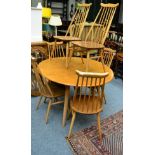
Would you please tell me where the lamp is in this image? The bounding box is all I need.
[37,2,42,9]
[42,7,52,19]
[48,15,62,36]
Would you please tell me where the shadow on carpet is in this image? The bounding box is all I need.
[66,111,123,155]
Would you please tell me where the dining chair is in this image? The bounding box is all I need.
[53,3,92,68]
[68,70,109,141]
[92,47,116,67]
[47,41,65,59]
[70,3,119,69]
[32,60,65,124]
[114,51,123,79]
[66,3,92,38]
[31,43,48,96]
[85,3,119,44]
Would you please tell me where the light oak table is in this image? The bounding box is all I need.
[71,41,104,71]
[38,57,114,127]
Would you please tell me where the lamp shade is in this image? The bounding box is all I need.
[37,2,42,9]
[48,15,62,26]
[42,7,52,18]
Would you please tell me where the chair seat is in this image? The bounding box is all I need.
[70,95,103,114]
[41,82,65,98]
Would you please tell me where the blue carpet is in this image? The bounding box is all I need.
[31,78,123,155]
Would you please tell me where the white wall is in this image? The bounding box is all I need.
[31,7,42,42]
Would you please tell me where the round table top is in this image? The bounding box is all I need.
[38,57,114,86]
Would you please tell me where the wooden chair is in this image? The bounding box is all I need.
[32,60,65,124]
[85,3,119,44]
[53,3,92,68]
[68,70,109,141]
[66,3,92,38]
[114,52,123,79]
[31,42,48,96]
[71,3,119,67]
[47,41,65,59]
[91,47,116,67]
[91,48,116,104]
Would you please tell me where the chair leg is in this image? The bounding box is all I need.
[68,111,76,138]
[67,105,71,120]
[36,96,43,110]
[97,113,102,142]
[103,93,106,104]
[43,97,47,103]
[45,100,52,124]
[80,53,84,64]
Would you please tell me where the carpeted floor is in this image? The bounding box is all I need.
[31,78,123,155]
[67,111,123,155]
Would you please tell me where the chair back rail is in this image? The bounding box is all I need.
[48,41,65,59]
[73,70,108,113]
[85,3,119,45]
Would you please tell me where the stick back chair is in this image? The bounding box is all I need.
[66,3,92,38]
[32,60,65,124]
[68,70,109,141]
[91,47,116,67]
[71,3,119,64]
[48,41,65,59]
[85,3,119,44]
[31,43,48,96]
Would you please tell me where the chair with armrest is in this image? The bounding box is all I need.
[70,3,119,69]
[32,60,65,124]
[68,70,109,142]
[53,3,92,68]
[66,3,92,38]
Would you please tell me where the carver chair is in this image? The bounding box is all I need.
[53,3,92,68]
[32,60,65,124]
[68,70,109,141]
[66,3,92,38]
[70,3,119,69]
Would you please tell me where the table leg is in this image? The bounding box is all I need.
[62,86,70,127]
[86,52,90,71]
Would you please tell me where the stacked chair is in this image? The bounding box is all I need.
[69,3,119,66]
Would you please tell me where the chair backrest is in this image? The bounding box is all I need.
[31,60,54,96]
[49,41,65,59]
[66,3,92,38]
[101,47,116,67]
[85,3,119,45]
[73,70,109,113]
